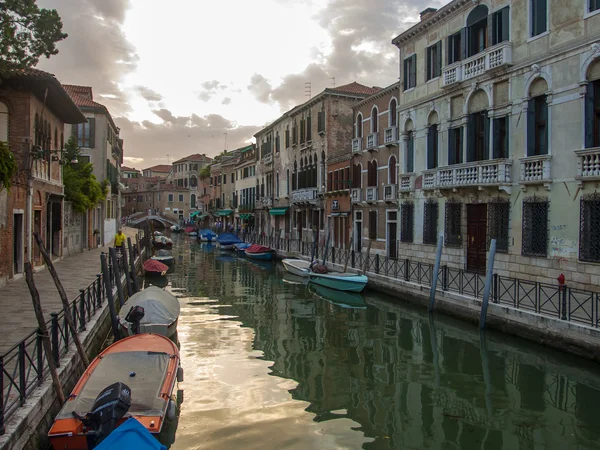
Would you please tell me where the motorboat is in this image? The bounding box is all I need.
[95,418,167,450]
[48,334,181,449]
[310,284,367,308]
[198,229,216,242]
[308,270,368,293]
[143,259,169,277]
[150,250,174,267]
[118,286,180,339]
[169,225,182,233]
[216,233,242,250]
[153,235,173,250]
[233,242,251,254]
[184,226,197,236]
[244,244,275,261]
[281,259,312,277]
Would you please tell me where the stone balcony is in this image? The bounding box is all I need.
[384,126,398,146]
[366,133,379,151]
[383,184,397,202]
[519,154,552,189]
[422,159,512,192]
[352,138,362,154]
[576,148,600,182]
[291,188,318,204]
[263,154,273,165]
[365,186,378,202]
[351,188,362,203]
[442,42,513,88]
[399,174,415,193]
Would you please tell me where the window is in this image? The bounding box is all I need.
[467,5,488,57]
[427,125,438,169]
[426,41,442,81]
[389,99,397,127]
[493,116,509,158]
[423,200,439,245]
[0,102,8,142]
[231,173,234,183]
[403,55,417,91]
[276,133,280,153]
[367,160,378,187]
[168,194,174,202]
[488,199,510,252]
[285,127,290,148]
[389,156,396,184]
[492,7,510,45]
[590,0,600,12]
[447,32,462,65]
[400,202,414,243]
[318,109,325,134]
[371,107,378,133]
[580,194,600,262]
[448,127,463,165]
[585,80,600,148]
[306,114,312,141]
[223,174,227,184]
[333,170,339,190]
[352,164,362,188]
[179,194,184,202]
[328,171,333,191]
[300,118,306,144]
[355,113,363,138]
[467,111,489,162]
[527,95,548,156]
[276,172,280,197]
[531,0,547,37]
[406,132,414,172]
[369,211,377,239]
[73,118,95,148]
[522,197,548,256]
[292,121,298,145]
[445,201,462,247]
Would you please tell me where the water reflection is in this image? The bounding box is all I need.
[168,235,600,450]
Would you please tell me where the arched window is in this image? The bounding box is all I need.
[371,107,378,133]
[389,156,396,184]
[466,5,488,57]
[293,160,297,190]
[527,78,549,156]
[191,194,196,209]
[585,59,600,149]
[389,99,397,127]
[276,171,280,197]
[356,113,363,138]
[353,163,362,188]
[0,102,8,142]
[367,160,378,187]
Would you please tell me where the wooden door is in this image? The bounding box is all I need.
[467,204,487,273]
[388,222,398,259]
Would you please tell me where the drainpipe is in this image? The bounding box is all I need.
[25,138,33,267]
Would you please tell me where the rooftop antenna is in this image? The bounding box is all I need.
[330,77,336,88]
[223,132,228,152]
[166,154,171,164]
[305,82,311,99]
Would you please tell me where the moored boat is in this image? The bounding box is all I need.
[308,271,368,293]
[143,259,169,277]
[150,250,174,267]
[169,225,182,233]
[310,284,367,308]
[184,226,197,236]
[198,229,216,242]
[152,236,173,250]
[48,334,181,450]
[216,233,242,250]
[95,418,167,450]
[233,242,251,254]
[244,244,275,261]
[281,259,312,277]
[118,286,180,339]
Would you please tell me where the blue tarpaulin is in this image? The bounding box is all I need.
[95,418,166,450]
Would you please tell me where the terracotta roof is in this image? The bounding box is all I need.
[173,153,213,164]
[144,165,172,173]
[330,82,382,96]
[63,84,106,109]
[121,166,137,171]
[0,65,54,78]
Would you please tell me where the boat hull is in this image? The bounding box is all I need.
[245,251,273,261]
[150,256,174,267]
[281,259,310,277]
[308,273,368,293]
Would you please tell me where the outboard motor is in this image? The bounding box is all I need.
[74,382,131,448]
[125,305,145,335]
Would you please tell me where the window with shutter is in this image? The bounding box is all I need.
[407,132,414,172]
[306,115,312,141]
[466,5,488,57]
[492,7,510,45]
[586,80,600,148]
[389,156,396,184]
[493,116,509,159]
[400,202,414,243]
[427,125,438,169]
[404,55,417,90]
[531,0,547,37]
[448,32,462,65]
[426,42,442,80]
[318,110,325,133]
[300,119,305,144]
[488,199,510,252]
[467,112,489,162]
[369,211,377,239]
[423,200,438,245]
[533,95,548,156]
[285,129,290,148]
[591,0,600,12]
[448,127,463,165]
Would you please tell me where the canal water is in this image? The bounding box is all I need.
[160,234,600,450]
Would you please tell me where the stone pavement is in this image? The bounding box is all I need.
[0,227,139,355]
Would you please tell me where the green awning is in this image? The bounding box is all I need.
[216,209,233,216]
[190,211,202,218]
[197,213,208,220]
[239,213,253,219]
[269,207,289,216]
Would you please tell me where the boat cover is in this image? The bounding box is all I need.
[184,226,196,233]
[144,260,169,274]
[216,233,242,245]
[199,229,215,238]
[96,418,166,450]
[56,351,170,419]
[245,244,271,253]
[234,243,251,250]
[123,286,180,326]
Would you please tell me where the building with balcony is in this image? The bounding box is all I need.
[142,164,171,179]
[351,83,399,257]
[0,66,85,285]
[234,145,257,233]
[121,166,140,179]
[389,0,600,289]
[209,162,223,225]
[64,84,123,246]
[172,153,212,211]
[219,150,241,229]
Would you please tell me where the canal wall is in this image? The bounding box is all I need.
[290,253,600,364]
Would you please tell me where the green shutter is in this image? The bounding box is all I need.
[527,99,536,156]
[539,99,548,155]
[484,112,490,160]
[460,28,467,60]
[436,41,442,77]
[585,81,595,148]
[403,58,408,91]
[487,14,493,48]
[407,134,414,172]
[445,36,450,65]
[427,127,434,169]
[410,55,417,88]
[467,114,475,162]
[448,128,456,165]
[88,118,95,148]
[501,7,510,43]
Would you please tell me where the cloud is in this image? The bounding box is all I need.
[123,156,144,164]
[135,86,162,102]
[197,80,227,102]
[221,97,232,105]
[36,0,137,116]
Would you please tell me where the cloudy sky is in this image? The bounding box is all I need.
[37,0,447,168]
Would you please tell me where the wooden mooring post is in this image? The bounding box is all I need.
[109,247,126,308]
[127,237,140,293]
[100,252,121,341]
[121,242,133,297]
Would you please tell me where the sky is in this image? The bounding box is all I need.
[36,0,448,169]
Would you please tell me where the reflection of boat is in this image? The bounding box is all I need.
[308,271,368,292]
[282,259,311,277]
[118,286,180,339]
[244,244,275,261]
[48,334,181,449]
[216,254,235,263]
[198,229,216,242]
[216,233,242,250]
[282,272,308,285]
[95,417,166,450]
[233,242,251,255]
[143,259,168,277]
[310,284,367,308]
[150,250,174,267]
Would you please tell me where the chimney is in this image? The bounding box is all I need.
[420,7,437,21]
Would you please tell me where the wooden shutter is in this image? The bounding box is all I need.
[369,211,377,239]
[88,118,95,148]
[539,98,548,155]
[585,82,595,148]
[487,14,493,48]
[403,58,408,91]
[436,41,442,77]
[410,55,417,88]
[527,99,536,156]
[448,128,456,165]
[427,127,435,169]
[407,134,414,172]
[460,28,467,61]
[467,114,475,162]
[501,7,510,43]
[484,113,490,160]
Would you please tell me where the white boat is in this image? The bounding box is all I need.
[281,259,312,277]
[118,286,180,339]
[308,271,368,293]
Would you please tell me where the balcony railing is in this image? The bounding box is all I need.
[291,188,317,203]
[366,133,378,151]
[520,155,551,186]
[383,184,397,201]
[263,154,273,165]
[32,160,51,181]
[399,174,415,192]
[259,197,273,208]
[352,138,362,154]
[384,127,397,146]
[422,159,512,190]
[442,42,513,88]
[365,186,378,202]
[351,188,362,203]
[576,148,600,181]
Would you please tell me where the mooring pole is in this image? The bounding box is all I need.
[321,230,331,266]
[121,242,133,297]
[479,239,497,330]
[127,237,140,294]
[24,262,65,404]
[101,252,121,341]
[109,247,126,308]
[428,234,444,313]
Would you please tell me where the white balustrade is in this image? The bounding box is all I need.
[422,160,512,190]
[366,133,378,150]
[383,184,397,201]
[519,155,551,184]
[351,188,362,203]
[399,175,414,192]
[365,187,378,202]
[384,127,397,145]
[352,138,362,153]
[442,42,512,88]
[576,148,600,179]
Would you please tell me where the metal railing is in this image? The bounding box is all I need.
[244,235,600,329]
[0,232,147,433]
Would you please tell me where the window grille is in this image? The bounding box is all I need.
[400,202,414,243]
[488,198,510,252]
[445,200,462,247]
[522,197,548,256]
[423,200,439,245]
[580,193,600,262]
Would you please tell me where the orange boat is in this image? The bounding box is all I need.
[48,334,181,449]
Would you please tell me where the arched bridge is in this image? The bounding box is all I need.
[128,214,179,229]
